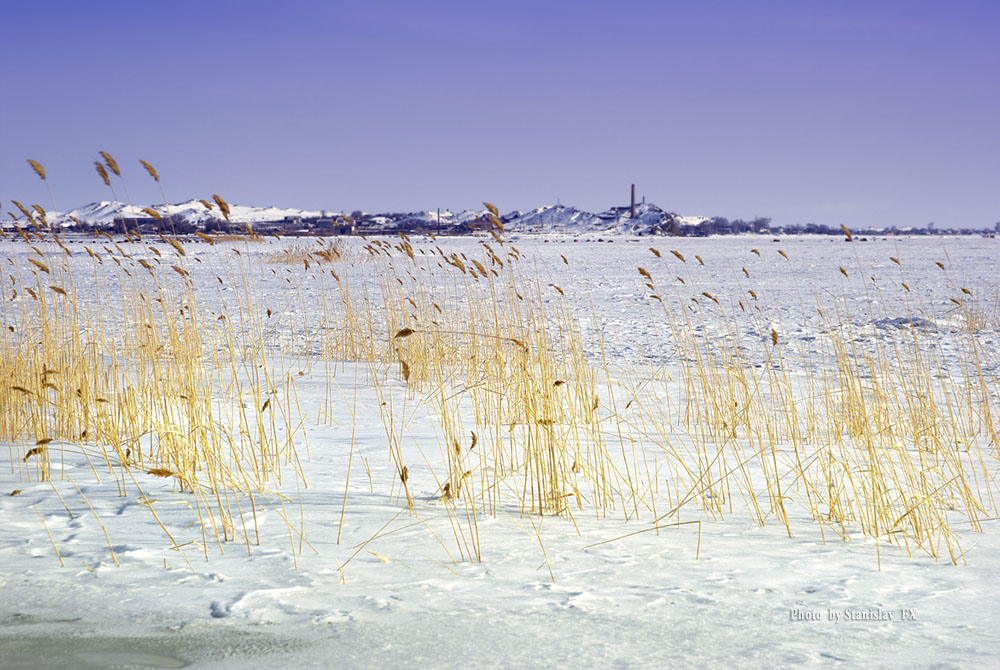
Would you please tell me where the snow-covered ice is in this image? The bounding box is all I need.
[2,233,998,668]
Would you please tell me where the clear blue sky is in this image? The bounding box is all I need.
[2,0,997,228]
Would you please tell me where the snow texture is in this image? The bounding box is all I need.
[2,234,998,669]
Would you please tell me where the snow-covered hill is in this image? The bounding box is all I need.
[37,199,706,236]
[504,205,602,233]
[388,203,698,235]
[49,200,324,228]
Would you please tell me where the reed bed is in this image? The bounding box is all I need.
[1,230,307,562]
[3,177,998,570]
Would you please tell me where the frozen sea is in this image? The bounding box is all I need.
[2,232,998,668]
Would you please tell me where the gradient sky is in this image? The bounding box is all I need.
[2,0,997,228]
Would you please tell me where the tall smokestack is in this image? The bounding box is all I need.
[631,184,636,219]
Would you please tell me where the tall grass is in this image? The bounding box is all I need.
[1,227,305,562]
[3,167,998,570]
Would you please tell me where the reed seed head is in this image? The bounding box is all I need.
[94,162,111,186]
[99,151,121,176]
[139,159,160,181]
[27,159,46,180]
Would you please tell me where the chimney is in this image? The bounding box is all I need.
[631,184,636,219]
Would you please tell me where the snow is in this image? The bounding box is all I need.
[37,199,692,235]
[49,200,325,227]
[677,215,711,227]
[506,205,602,233]
[2,234,999,668]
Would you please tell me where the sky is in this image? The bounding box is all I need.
[2,0,998,229]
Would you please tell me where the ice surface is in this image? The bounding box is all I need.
[1,233,998,668]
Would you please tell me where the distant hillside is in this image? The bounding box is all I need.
[35,199,707,236]
[16,199,990,237]
[53,200,323,227]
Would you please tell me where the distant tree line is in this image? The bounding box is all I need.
[11,211,999,238]
[687,217,772,236]
[689,217,998,237]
